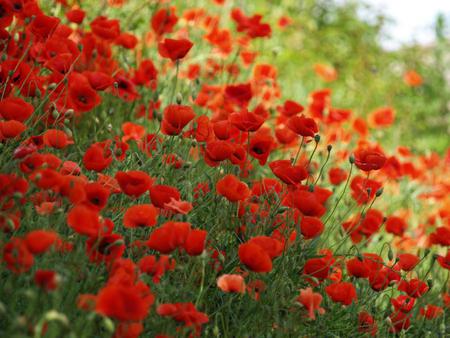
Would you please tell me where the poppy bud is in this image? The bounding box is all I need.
[176,93,183,104]
[423,249,430,258]
[52,110,59,119]
[366,188,372,196]
[427,279,433,289]
[375,188,383,197]
[327,144,332,152]
[314,134,321,143]
[388,247,394,261]
[349,154,355,164]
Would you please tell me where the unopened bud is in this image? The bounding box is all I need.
[327,144,332,152]
[314,134,321,143]
[349,154,355,164]
[375,188,383,197]
[176,93,183,104]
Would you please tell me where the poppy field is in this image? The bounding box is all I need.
[0,0,449,337]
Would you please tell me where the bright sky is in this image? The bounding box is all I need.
[363,0,450,49]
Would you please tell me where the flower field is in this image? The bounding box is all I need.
[0,0,449,337]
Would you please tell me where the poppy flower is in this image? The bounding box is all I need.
[391,295,416,313]
[34,270,59,291]
[156,302,209,328]
[269,160,308,185]
[229,109,264,132]
[204,140,234,166]
[84,71,115,91]
[325,282,357,306]
[134,59,158,88]
[296,287,325,320]
[43,129,70,149]
[66,9,85,24]
[328,167,347,185]
[116,171,153,198]
[369,107,395,128]
[161,104,195,135]
[278,100,304,117]
[420,304,443,319]
[354,148,386,172]
[158,38,193,61]
[358,311,377,336]
[147,221,191,254]
[249,132,274,165]
[90,16,120,40]
[164,198,193,215]
[248,236,283,259]
[300,216,324,239]
[385,216,408,236]
[287,189,326,218]
[287,114,318,137]
[436,252,450,270]
[396,253,420,272]
[138,255,176,284]
[123,204,158,228]
[67,205,102,237]
[216,174,250,202]
[238,242,272,273]
[429,227,450,246]
[151,7,178,35]
[313,63,338,82]
[83,144,113,172]
[184,229,207,256]
[68,73,102,113]
[0,97,34,122]
[95,283,154,321]
[0,120,26,139]
[149,185,181,209]
[217,274,246,293]
[86,233,125,263]
[24,230,59,254]
[30,14,60,40]
[389,311,411,333]
[225,83,253,106]
[404,70,422,87]
[3,238,34,273]
[303,257,332,282]
[398,279,429,298]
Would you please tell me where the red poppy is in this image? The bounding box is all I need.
[147,221,191,254]
[0,96,34,122]
[0,120,27,139]
[398,279,429,298]
[183,229,207,256]
[391,295,415,313]
[25,230,59,254]
[358,311,377,336]
[156,302,209,328]
[328,167,347,185]
[123,204,158,228]
[43,129,70,149]
[389,311,411,333]
[287,114,318,137]
[204,140,233,166]
[149,185,181,209]
[303,257,332,282]
[325,282,357,306]
[68,73,101,114]
[354,148,386,172]
[420,304,443,319]
[95,283,154,321]
[225,83,253,106]
[437,252,450,270]
[3,238,34,274]
[369,107,395,128]
[278,100,304,117]
[34,270,59,291]
[66,9,85,24]
[300,216,324,239]
[90,16,120,40]
[86,233,125,263]
[238,242,272,273]
[396,253,419,272]
[249,132,274,165]
[30,14,60,40]
[138,255,176,283]
[161,104,195,135]
[269,160,308,185]
[116,171,153,198]
[151,7,178,35]
[158,38,193,61]
[67,205,102,237]
[216,174,250,202]
[82,182,110,210]
[84,71,115,91]
[83,143,113,172]
[229,109,264,132]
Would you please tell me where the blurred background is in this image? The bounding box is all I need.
[251,0,450,153]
